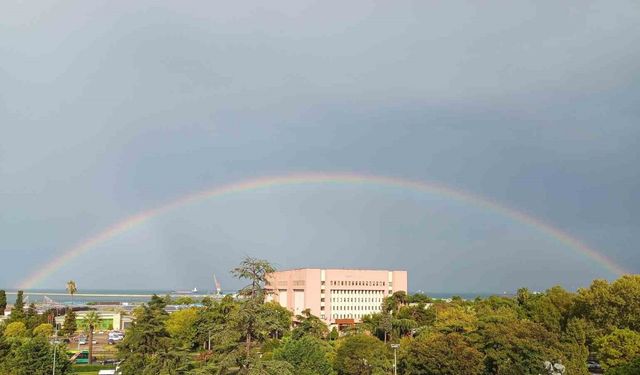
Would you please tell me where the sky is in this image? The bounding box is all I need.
[1,1,639,293]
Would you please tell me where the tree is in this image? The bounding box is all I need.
[231,257,276,357]
[433,305,477,334]
[25,303,39,330]
[174,296,194,305]
[66,280,77,307]
[60,308,76,337]
[247,360,295,375]
[33,323,54,337]
[607,357,640,375]
[292,309,328,340]
[401,333,483,375]
[595,328,640,371]
[329,327,339,341]
[0,290,6,316]
[273,336,335,375]
[9,290,25,323]
[118,295,190,374]
[479,319,569,375]
[166,307,199,348]
[334,334,392,375]
[4,322,27,338]
[83,311,101,364]
[408,292,432,304]
[263,301,293,340]
[0,336,71,375]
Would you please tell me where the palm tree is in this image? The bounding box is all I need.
[83,311,100,364]
[66,280,77,307]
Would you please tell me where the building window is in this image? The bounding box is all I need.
[321,306,325,311]
[321,281,325,285]
[321,298,325,302]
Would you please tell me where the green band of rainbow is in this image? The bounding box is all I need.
[18,172,628,289]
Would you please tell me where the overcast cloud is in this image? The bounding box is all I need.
[1,1,639,292]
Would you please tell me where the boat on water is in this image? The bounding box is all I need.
[171,287,198,295]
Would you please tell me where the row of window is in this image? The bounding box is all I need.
[331,297,382,303]
[332,314,368,320]
[330,289,384,294]
[332,305,381,311]
[328,280,391,287]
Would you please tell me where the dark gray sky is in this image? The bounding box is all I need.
[2,1,639,293]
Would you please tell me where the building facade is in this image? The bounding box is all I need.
[266,268,408,325]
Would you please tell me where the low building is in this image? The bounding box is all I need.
[54,310,133,331]
[266,268,408,325]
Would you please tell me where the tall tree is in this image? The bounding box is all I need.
[60,308,77,337]
[231,257,275,357]
[9,290,25,323]
[25,303,40,330]
[0,290,6,316]
[66,280,77,307]
[83,311,101,364]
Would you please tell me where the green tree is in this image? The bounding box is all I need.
[0,290,6,316]
[4,322,28,338]
[25,303,39,330]
[334,334,392,375]
[0,336,71,375]
[330,327,339,341]
[118,295,191,374]
[66,280,77,307]
[596,328,640,371]
[263,301,292,340]
[247,360,295,375]
[174,296,194,305]
[32,323,54,337]
[59,308,76,337]
[9,290,25,323]
[402,332,483,375]
[478,319,568,375]
[408,292,432,304]
[166,307,199,347]
[433,305,477,334]
[231,257,276,357]
[607,357,640,375]
[273,335,335,375]
[83,311,101,364]
[292,309,328,340]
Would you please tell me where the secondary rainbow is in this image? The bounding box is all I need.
[18,172,628,289]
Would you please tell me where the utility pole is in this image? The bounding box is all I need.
[391,343,400,375]
[52,327,58,375]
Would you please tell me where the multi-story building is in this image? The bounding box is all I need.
[266,268,408,325]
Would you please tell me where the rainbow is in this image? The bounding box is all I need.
[18,172,628,289]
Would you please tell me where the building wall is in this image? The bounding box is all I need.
[266,268,408,324]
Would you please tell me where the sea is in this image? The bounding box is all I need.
[1,289,512,305]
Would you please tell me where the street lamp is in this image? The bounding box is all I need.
[390,344,400,375]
